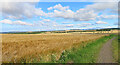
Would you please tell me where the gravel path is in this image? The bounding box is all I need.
[97,37,116,63]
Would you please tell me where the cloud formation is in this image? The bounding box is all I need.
[47,5,97,21]
[1,2,46,19]
[0,19,33,26]
[47,4,69,11]
[0,2,118,31]
[77,23,92,27]
[96,21,108,24]
[42,19,51,22]
[47,3,117,21]
[98,15,118,19]
[86,2,117,13]
[0,2,118,22]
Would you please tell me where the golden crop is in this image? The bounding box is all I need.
[2,33,108,63]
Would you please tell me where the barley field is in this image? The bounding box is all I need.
[2,33,108,63]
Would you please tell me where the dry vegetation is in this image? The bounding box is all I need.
[2,33,108,63]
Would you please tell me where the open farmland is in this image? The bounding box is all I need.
[2,34,108,63]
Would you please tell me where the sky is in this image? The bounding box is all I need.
[0,0,118,32]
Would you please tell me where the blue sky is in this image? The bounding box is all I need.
[0,2,118,32]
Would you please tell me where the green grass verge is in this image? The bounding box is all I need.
[119,35,120,63]
[53,34,115,63]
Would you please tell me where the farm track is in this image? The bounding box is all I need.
[97,37,116,63]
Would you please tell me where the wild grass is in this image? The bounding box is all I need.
[119,35,120,64]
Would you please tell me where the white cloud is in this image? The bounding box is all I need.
[1,2,46,19]
[86,2,118,13]
[46,3,118,21]
[53,9,75,19]
[42,19,51,22]
[98,15,117,19]
[96,21,108,24]
[82,23,92,25]
[14,21,33,26]
[0,2,118,23]
[34,20,58,27]
[74,9,97,21]
[47,7,53,10]
[0,19,12,24]
[77,23,92,27]
[0,19,33,26]
[62,22,72,24]
[65,24,74,27]
[47,4,97,21]
[53,24,74,28]
[47,4,69,11]
[34,8,47,16]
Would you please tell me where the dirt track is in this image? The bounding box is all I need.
[97,37,116,63]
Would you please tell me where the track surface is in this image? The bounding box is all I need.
[97,37,116,63]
